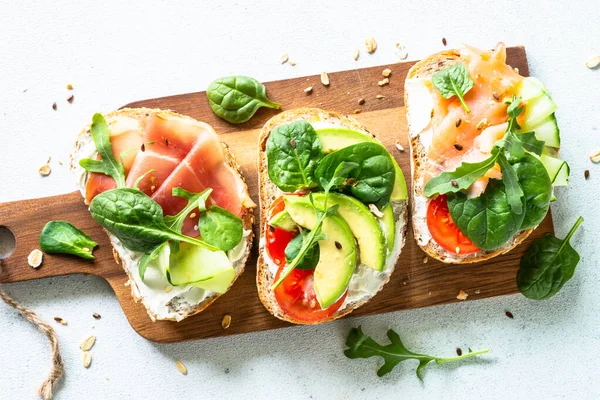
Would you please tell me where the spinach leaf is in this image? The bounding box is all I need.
[447,179,525,251]
[266,120,323,192]
[424,147,499,197]
[344,326,489,379]
[517,217,583,300]
[315,143,395,208]
[497,153,524,215]
[39,221,98,260]
[89,188,218,253]
[431,63,474,113]
[79,113,126,188]
[284,230,320,270]
[139,242,167,281]
[513,154,553,229]
[207,76,280,124]
[198,206,243,252]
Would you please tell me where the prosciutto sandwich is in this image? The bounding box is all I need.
[405,43,569,263]
[70,108,255,321]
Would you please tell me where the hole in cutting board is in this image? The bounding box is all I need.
[0,226,16,259]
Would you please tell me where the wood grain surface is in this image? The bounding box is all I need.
[0,47,549,343]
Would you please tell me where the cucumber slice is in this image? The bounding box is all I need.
[539,154,570,186]
[523,114,560,148]
[517,77,547,101]
[523,94,558,128]
[269,210,297,232]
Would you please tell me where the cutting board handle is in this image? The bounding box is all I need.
[0,191,120,283]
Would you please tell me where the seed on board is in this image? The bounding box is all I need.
[83,351,92,368]
[221,314,232,330]
[382,68,392,78]
[456,347,462,356]
[92,313,101,319]
[505,311,514,319]
[455,118,462,127]
[353,109,361,114]
[39,164,51,176]
[358,98,365,105]
[376,94,385,99]
[456,290,468,300]
[67,83,73,90]
[52,102,57,111]
[304,86,313,94]
[378,78,389,87]
[453,143,463,151]
[589,149,600,163]
[67,94,74,103]
[28,249,43,268]
[176,360,187,375]
[423,256,428,264]
[442,37,447,46]
[80,335,96,352]
[395,43,408,60]
[365,37,377,54]
[369,204,384,218]
[585,56,600,69]
[353,48,360,61]
[320,72,330,86]
[54,317,67,325]
[395,141,404,152]
[280,53,289,64]
[584,169,590,179]
[451,179,458,187]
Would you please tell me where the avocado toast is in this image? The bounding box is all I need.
[257,108,408,324]
[405,43,569,263]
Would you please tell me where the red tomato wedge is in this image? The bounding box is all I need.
[426,195,480,255]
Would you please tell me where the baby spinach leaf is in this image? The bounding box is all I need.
[497,153,524,215]
[513,154,552,229]
[424,147,500,197]
[39,221,98,260]
[344,326,489,379]
[517,217,583,300]
[315,143,395,208]
[432,63,474,113]
[89,188,218,253]
[447,179,525,251]
[284,230,320,270]
[198,206,243,252]
[266,120,323,192]
[207,76,280,124]
[79,113,126,188]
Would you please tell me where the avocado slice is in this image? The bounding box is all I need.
[268,210,297,232]
[284,197,356,309]
[381,204,396,254]
[168,242,235,293]
[286,193,386,271]
[315,127,408,201]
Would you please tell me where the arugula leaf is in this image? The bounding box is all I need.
[39,221,98,260]
[344,326,489,379]
[139,242,167,281]
[517,217,583,300]
[432,63,474,113]
[164,187,212,234]
[79,113,126,188]
[516,131,545,156]
[133,169,156,191]
[266,120,323,192]
[497,153,524,215]
[198,206,243,252]
[424,147,500,197]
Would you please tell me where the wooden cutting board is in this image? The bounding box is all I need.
[0,47,550,343]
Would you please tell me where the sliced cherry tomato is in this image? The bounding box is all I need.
[273,266,347,323]
[427,195,480,255]
[265,197,297,267]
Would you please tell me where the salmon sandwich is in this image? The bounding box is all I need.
[70,109,255,321]
[256,108,408,324]
[405,43,569,263]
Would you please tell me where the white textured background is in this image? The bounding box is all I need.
[1,1,599,399]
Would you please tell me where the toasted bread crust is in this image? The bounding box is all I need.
[257,108,407,324]
[70,108,254,321]
[405,51,532,264]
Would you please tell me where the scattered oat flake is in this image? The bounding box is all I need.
[395,141,404,152]
[176,360,188,375]
[382,68,392,78]
[304,86,313,94]
[457,290,468,300]
[353,48,360,61]
[83,351,92,368]
[289,61,296,66]
[376,94,385,99]
[280,53,289,64]
[395,43,408,60]
[353,109,361,114]
[369,204,384,218]
[365,37,377,54]
[586,56,600,69]
[80,335,96,351]
[39,164,51,176]
[378,78,389,87]
[54,317,67,325]
[165,285,173,293]
[93,313,101,319]
[67,83,73,90]
[221,314,232,330]
[474,289,481,294]
[58,160,63,165]
[67,95,74,103]
[320,72,330,86]
[28,249,43,268]
[589,149,600,163]
[423,256,428,264]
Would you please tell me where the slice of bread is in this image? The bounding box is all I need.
[405,50,531,264]
[257,108,408,324]
[69,108,254,321]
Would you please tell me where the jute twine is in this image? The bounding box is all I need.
[0,286,64,399]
